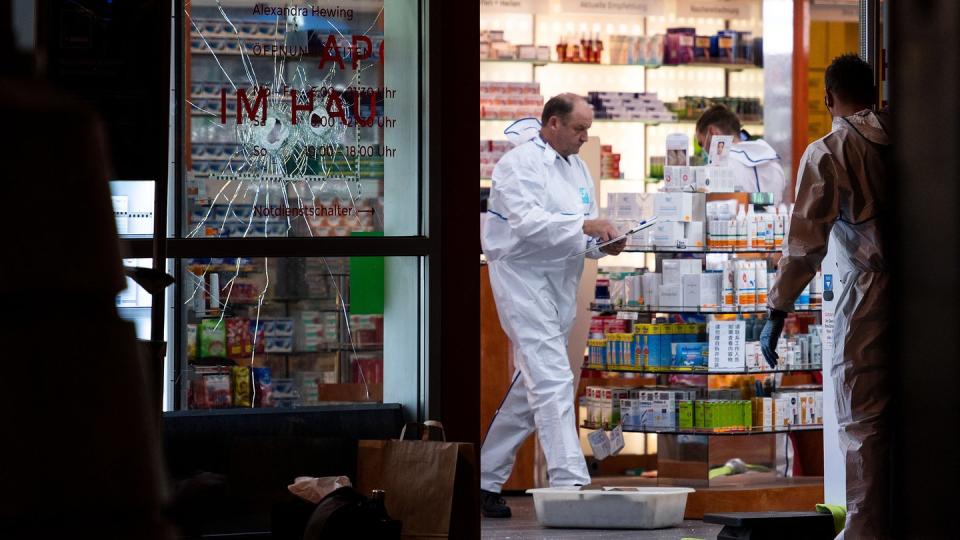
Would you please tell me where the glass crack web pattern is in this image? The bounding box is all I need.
[183,1,385,399]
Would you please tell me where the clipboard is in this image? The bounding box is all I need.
[574,216,659,257]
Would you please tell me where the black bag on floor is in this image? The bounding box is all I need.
[303,486,400,540]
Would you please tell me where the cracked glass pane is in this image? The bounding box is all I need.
[177,1,417,411]
[185,0,392,240]
[180,256,400,410]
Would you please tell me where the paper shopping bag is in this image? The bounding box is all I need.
[357,422,478,539]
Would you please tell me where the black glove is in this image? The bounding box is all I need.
[760,309,787,369]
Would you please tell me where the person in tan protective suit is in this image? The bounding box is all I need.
[761,54,891,539]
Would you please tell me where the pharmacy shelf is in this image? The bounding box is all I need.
[619,247,782,254]
[481,117,670,125]
[481,58,761,71]
[590,303,822,314]
[581,365,822,375]
[261,344,383,355]
[580,423,824,435]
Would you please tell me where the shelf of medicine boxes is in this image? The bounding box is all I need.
[479,59,762,72]
[590,303,822,314]
[255,344,384,355]
[483,177,665,187]
[619,246,783,254]
[581,365,822,376]
[481,117,668,125]
[579,423,824,435]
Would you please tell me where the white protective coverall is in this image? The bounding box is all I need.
[768,109,891,539]
[480,134,604,492]
[727,139,788,204]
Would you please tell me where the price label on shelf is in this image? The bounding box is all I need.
[616,311,639,321]
[556,0,665,15]
[677,0,755,19]
[479,0,535,12]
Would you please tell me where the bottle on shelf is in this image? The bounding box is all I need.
[570,35,581,63]
[580,33,590,63]
[593,32,603,63]
[556,35,567,63]
[736,204,747,250]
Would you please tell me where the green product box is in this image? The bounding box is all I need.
[679,401,694,428]
[200,319,226,358]
[695,401,705,428]
[704,401,717,428]
[743,400,753,428]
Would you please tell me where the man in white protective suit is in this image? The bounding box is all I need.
[761,54,891,539]
[695,104,788,204]
[480,93,626,518]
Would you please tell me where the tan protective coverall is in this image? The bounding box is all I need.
[768,109,891,539]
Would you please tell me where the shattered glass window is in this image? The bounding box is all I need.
[185,0,396,239]
[180,256,405,410]
[175,1,420,411]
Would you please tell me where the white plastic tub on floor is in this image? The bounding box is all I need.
[525,486,696,529]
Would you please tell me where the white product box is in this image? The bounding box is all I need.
[676,167,695,191]
[651,397,677,428]
[517,44,538,59]
[684,221,705,249]
[681,274,700,309]
[654,192,701,222]
[696,166,737,192]
[608,193,638,221]
[757,397,774,430]
[803,392,817,425]
[625,274,643,305]
[651,221,686,248]
[708,320,746,371]
[815,393,823,424]
[682,272,721,308]
[620,399,640,428]
[666,133,689,167]
[659,284,683,307]
[736,261,757,308]
[745,341,762,370]
[774,397,790,426]
[641,273,661,306]
[537,45,551,61]
[662,259,702,285]
[756,261,769,305]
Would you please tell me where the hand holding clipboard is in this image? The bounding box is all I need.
[574,216,659,257]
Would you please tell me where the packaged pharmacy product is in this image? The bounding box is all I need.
[205,372,232,408]
[200,319,226,357]
[722,261,736,309]
[735,261,757,308]
[186,323,198,359]
[231,366,252,407]
[252,367,272,407]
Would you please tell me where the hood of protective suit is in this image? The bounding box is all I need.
[832,109,890,145]
[728,139,780,167]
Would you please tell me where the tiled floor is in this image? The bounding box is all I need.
[482,496,722,539]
